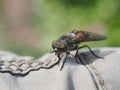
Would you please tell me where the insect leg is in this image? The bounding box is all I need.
[57,54,61,65]
[78,45,103,59]
[42,55,62,69]
[50,51,61,65]
[76,53,85,65]
[60,52,69,70]
[75,48,81,64]
[74,47,87,64]
[75,56,80,64]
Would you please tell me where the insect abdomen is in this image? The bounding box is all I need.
[72,30,107,42]
[85,31,107,41]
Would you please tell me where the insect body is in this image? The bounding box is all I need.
[51,30,107,70]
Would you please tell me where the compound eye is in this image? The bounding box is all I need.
[58,42,65,48]
[52,41,56,49]
[52,40,65,49]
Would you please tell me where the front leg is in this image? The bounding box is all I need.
[42,56,62,69]
[57,53,62,65]
[60,52,69,70]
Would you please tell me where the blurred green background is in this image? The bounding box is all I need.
[0,0,119,58]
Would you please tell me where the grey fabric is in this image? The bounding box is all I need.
[0,48,120,90]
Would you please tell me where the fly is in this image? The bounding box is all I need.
[51,29,107,70]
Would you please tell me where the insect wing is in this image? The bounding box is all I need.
[71,30,107,42]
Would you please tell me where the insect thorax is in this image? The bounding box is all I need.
[57,33,79,51]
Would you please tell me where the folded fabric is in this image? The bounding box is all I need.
[0,48,119,90]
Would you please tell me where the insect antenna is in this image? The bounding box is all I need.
[50,50,55,53]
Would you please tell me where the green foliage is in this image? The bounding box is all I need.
[6,45,44,58]
[59,0,97,8]
[0,0,120,57]
[33,0,120,51]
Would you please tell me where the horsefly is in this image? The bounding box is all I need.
[51,30,107,70]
